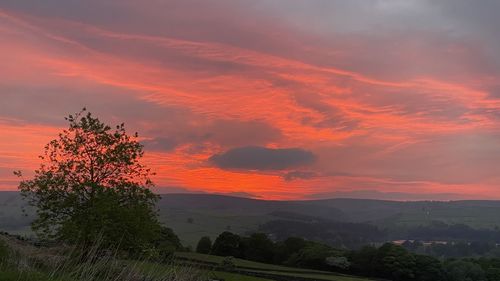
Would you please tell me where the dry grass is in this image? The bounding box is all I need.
[0,234,205,281]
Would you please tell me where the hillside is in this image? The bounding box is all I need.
[4,192,500,247]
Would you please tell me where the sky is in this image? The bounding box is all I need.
[1,0,500,200]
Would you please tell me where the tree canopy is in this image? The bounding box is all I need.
[196,236,212,254]
[16,110,161,252]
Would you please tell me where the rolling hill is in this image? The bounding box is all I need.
[4,192,500,247]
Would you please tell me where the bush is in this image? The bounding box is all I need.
[219,256,236,271]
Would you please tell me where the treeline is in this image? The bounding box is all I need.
[259,218,386,248]
[402,222,500,242]
[196,231,500,281]
[259,217,500,254]
[402,240,500,259]
[196,232,346,267]
[350,244,500,281]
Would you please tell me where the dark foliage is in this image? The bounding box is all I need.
[241,233,275,263]
[405,221,500,242]
[211,231,243,257]
[206,230,500,281]
[154,226,182,259]
[16,110,162,253]
[259,219,385,248]
[196,236,212,254]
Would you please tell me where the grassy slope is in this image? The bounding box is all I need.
[175,252,375,281]
[208,271,274,281]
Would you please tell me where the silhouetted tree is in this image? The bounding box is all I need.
[196,236,212,254]
[242,233,275,263]
[16,109,161,253]
[211,231,242,257]
[154,226,182,259]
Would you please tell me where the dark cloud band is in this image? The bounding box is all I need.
[209,146,316,171]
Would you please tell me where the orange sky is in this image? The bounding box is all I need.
[1,1,500,200]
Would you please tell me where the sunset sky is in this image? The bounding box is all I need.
[1,1,500,200]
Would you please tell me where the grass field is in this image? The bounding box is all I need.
[175,252,375,281]
[176,252,328,273]
[207,271,274,281]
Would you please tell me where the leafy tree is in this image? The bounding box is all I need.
[241,233,275,263]
[374,243,416,281]
[486,267,500,281]
[348,245,378,276]
[211,232,242,257]
[16,110,161,252]
[286,242,339,270]
[196,236,212,254]
[414,254,445,281]
[154,226,182,259]
[444,260,486,281]
[274,237,307,263]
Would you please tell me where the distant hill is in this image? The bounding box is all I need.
[4,192,500,247]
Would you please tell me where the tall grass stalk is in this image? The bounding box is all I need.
[0,234,205,281]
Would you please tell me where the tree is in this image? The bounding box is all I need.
[444,260,486,281]
[241,233,275,263]
[274,237,307,264]
[286,242,338,270]
[16,110,161,253]
[486,267,500,281]
[348,245,378,276]
[372,243,416,281]
[414,255,445,281]
[196,236,212,254]
[154,226,182,259]
[211,232,242,257]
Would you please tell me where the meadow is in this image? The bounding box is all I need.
[0,233,375,281]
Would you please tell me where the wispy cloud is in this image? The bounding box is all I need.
[1,1,500,200]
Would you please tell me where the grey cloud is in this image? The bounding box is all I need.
[142,137,179,152]
[209,146,316,171]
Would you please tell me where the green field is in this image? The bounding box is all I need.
[208,271,274,281]
[175,252,375,281]
[176,252,329,273]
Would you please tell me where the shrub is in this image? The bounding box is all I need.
[219,256,236,271]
